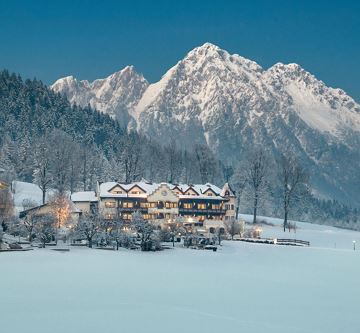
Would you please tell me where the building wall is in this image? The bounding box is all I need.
[224,196,236,221]
[73,201,91,213]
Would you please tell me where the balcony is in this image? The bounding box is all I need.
[179,208,226,215]
[117,207,147,212]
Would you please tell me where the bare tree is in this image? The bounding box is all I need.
[277,153,309,232]
[49,130,73,195]
[224,220,242,240]
[214,227,225,245]
[21,213,37,242]
[232,167,247,220]
[68,144,82,194]
[122,134,143,183]
[245,148,270,224]
[194,144,219,183]
[0,185,14,229]
[22,198,37,211]
[33,136,53,204]
[48,193,71,229]
[0,224,3,247]
[164,138,183,183]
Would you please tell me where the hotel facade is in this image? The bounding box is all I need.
[71,181,236,227]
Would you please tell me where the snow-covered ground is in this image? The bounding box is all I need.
[1,220,360,333]
[239,213,360,250]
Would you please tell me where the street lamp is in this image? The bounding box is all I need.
[353,240,356,251]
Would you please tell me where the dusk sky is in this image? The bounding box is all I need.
[0,0,359,101]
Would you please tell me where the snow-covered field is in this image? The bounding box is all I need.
[1,220,360,333]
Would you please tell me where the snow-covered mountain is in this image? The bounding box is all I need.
[52,43,360,204]
[52,65,148,125]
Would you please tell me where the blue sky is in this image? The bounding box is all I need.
[0,0,359,101]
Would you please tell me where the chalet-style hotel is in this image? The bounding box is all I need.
[71,181,236,225]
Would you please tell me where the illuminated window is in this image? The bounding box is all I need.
[105,202,116,208]
[165,202,178,208]
[211,204,220,210]
[105,213,114,220]
[198,203,206,210]
[183,203,192,209]
[122,213,132,220]
[140,202,150,208]
[123,202,134,208]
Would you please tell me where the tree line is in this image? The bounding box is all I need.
[0,69,358,229]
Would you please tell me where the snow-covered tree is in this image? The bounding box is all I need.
[132,211,158,251]
[244,148,270,224]
[224,220,242,240]
[33,135,53,204]
[277,152,309,232]
[73,211,102,248]
[33,215,56,247]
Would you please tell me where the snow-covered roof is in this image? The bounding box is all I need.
[98,181,227,200]
[220,183,236,197]
[71,191,97,202]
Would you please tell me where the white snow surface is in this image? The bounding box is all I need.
[1,219,360,333]
[11,181,57,214]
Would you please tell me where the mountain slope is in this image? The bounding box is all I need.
[52,66,148,126]
[52,43,360,204]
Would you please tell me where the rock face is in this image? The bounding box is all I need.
[52,43,360,204]
[52,65,148,125]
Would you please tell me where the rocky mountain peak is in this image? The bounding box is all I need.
[51,44,360,204]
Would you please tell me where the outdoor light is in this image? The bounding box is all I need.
[353,240,356,251]
[274,238,277,245]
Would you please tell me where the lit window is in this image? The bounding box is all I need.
[198,203,206,210]
[105,202,116,208]
[165,202,178,208]
[123,202,134,208]
[131,191,141,195]
[183,203,192,209]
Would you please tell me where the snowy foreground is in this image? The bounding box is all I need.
[1,220,360,333]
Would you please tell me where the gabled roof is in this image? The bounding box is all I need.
[19,201,82,219]
[220,183,236,197]
[107,183,128,194]
[126,184,147,194]
[97,181,230,200]
[183,186,200,195]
